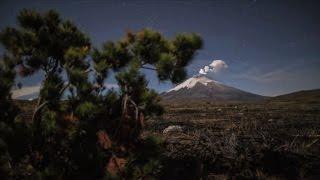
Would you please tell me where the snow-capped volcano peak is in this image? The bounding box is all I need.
[168,75,220,92]
[162,75,265,103]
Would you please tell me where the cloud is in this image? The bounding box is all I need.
[210,60,228,73]
[199,60,228,75]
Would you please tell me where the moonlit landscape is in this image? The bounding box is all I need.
[1,0,320,179]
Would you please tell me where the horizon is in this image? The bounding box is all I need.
[11,74,320,100]
[1,0,320,98]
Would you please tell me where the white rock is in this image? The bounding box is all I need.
[163,125,183,134]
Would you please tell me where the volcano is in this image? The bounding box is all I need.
[161,75,266,103]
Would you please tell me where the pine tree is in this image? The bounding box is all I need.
[92,29,203,143]
[0,9,203,179]
[0,9,91,179]
[91,29,202,178]
[0,55,18,179]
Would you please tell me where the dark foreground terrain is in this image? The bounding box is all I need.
[15,94,320,179]
[146,98,320,179]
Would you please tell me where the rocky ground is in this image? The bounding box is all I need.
[14,99,320,179]
[147,101,320,179]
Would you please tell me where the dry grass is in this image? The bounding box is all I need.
[14,99,320,179]
[147,101,320,179]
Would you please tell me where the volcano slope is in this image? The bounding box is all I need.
[161,75,266,103]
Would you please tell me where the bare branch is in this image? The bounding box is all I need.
[85,68,92,73]
[31,100,48,122]
[59,82,70,96]
[128,97,139,121]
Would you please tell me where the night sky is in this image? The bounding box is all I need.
[1,0,320,97]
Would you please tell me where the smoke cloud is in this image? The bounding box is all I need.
[199,60,228,75]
